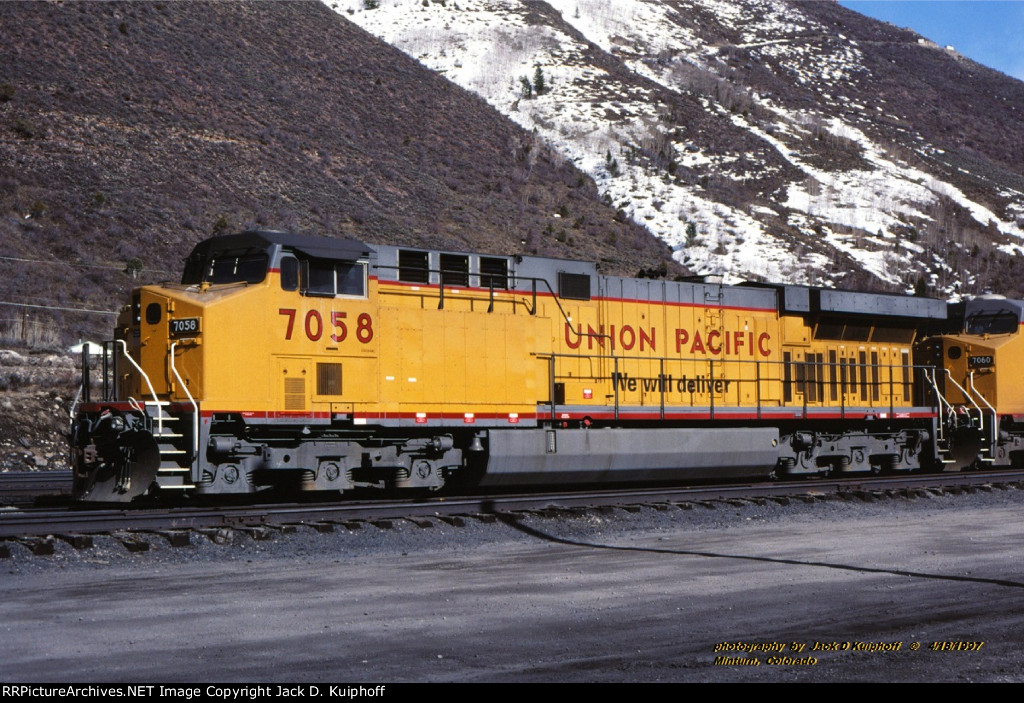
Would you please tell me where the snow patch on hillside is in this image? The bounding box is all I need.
[331,0,1024,295]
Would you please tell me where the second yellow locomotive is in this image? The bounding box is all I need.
[72,230,953,501]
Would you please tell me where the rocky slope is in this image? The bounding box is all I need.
[0,350,76,471]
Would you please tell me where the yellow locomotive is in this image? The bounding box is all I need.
[916,295,1024,468]
[72,230,952,501]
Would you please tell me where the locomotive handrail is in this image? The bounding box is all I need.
[114,339,163,434]
[943,369,984,435]
[660,358,666,420]
[101,339,109,400]
[889,362,895,421]
[535,352,938,423]
[968,371,998,460]
[613,356,620,421]
[104,340,122,403]
[374,262,611,349]
[549,354,557,422]
[840,362,845,420]
[756,360,763,420]
[710,357,716,418]
[81,342,91,403]
[539,350,942,375]
[69,383,83,430]
[373,262,529,314]
[923,367,954,444]
[967,371,997,418]
[72,343,91,426]
[169,341,200,457]
[802,358,808,420]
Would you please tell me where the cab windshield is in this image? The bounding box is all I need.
[964,310,1018,335]
[182,250,268,285]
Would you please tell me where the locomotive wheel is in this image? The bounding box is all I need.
[73,430,161,503]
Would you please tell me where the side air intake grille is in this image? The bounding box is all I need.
[317,363,342,396]
[284,377,306,411]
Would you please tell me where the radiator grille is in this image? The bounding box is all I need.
[317,363,342,396]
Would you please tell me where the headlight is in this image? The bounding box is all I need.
[146,302,162,325]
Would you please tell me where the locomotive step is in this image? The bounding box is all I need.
[145,407,181,420]
[154,482,195,490]
[156,468,195,486]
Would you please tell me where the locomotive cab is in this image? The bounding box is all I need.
[917,295,1024,467]
[72,230,375,501]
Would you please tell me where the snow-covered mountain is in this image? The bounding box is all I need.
[331,0,1024,297]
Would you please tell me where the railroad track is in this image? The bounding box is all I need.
[2,469,1022,554]
[0,470,71,501]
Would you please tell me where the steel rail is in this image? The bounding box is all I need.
[0,470,72,500]
[2,469,1022,540]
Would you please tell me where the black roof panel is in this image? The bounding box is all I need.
[187,230,372,262]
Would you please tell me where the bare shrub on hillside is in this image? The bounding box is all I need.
[0,314,63,351]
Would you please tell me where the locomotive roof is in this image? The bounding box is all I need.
[188,230,371,262]
[778,284,947,320]
[187,232,950,322]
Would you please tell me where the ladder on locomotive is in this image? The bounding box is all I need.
[925,368,958,466]
[945,370,997,464]
[926,368,995,466]
[145,401,196,491]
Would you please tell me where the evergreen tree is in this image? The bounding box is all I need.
[519,76,532,99]
[685,221,698,246]
[533,66,546,95]
[125,258,143,279]
[914,275,929,298]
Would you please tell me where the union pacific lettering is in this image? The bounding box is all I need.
[564,323,656,351]
[564,323,771,357]
[675,328,771,357]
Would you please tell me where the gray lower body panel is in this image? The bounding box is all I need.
[481,427,780,486]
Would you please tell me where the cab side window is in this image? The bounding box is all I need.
[280,256,299,291]
[307,261,336,297]
[337,262,365,296]
[301,258,367,298]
